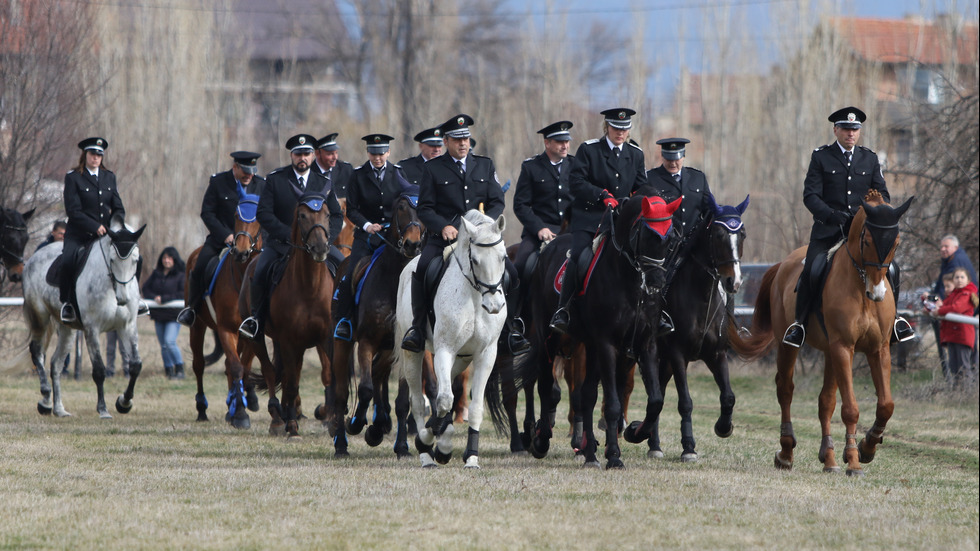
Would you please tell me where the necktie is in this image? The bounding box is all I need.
[457,160,465,176]
[374,168,383,182]
[673,173,681,183]
[555,160,562,175]
[845,151,852,164]
[614,148,620,159]
[326,168,332,181]
[298,176,305,190]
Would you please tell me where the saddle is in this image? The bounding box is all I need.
[45,243,96,287]
[554,234,608,296]
[203,248,232,298]
[267,245,345,297]
[419,244,512,330]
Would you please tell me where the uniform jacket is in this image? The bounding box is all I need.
[397,154,427,188]
[646,165,712,239]
[569,138,647,233]
[803,143,889,241]
[418,152,505,247]
[346,161,409,241]
[314,160,354,199]
[63,168,125,242]
[937,282,978,347]
[200,170,266,249]
[513,152,572,241]
[258,166,343,254]
[142,268,185,323]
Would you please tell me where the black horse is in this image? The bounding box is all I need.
[0,206,35,285]
[523,195,680,469]
[321,194,425,457]
[624,194,749,461]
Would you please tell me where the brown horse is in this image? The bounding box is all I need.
[184,194,262,428]
[730,190,913,475]
[333,198,355,257]
[239,194,336,437]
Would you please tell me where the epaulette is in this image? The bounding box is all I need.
[392,163,402,169]
[67,169,76,174]
[627,140,643,151]
[584,138,600,145]
[471,153,489,160]
[685,166,703,174]
[814,144,829,152]
[353,165,364,171]
[268,167,285,175]
[523,157,534,163]
[210,173,217,178]
[857,145,875,153]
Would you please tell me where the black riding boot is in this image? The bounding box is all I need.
[178,266,204,327]
[239,278,267,341]
[783,271,812,348]
[333,273,354,341]
[401,271,427,352]
[501,280,531,354]
[888,263,914,343]
[549,263,578,334]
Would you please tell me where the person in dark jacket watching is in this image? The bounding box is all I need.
[142,247,186,379]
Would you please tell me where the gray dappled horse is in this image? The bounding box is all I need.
[22,215,145,418]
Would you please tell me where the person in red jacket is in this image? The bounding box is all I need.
[935,267,979,385]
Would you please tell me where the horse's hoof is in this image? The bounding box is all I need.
[314,404,327,421]
[714,420,734,438]
[364,425,384,447]
[54,409,72,418]
[529,436,550,459]
[773,452,793,470]
[333,449,350,458]
[394,444,411,459]
[464,456,480,469]
[648,449,665,459]
[623,421,648,444]
[511,449,528,456]
[246,388,259,412]
[228,413,251,430]
[583,459,601,469]
[196,412,209,422]
[858,440,877,464]
[823,466,842,473]
[605,457,626,470]
[99,410,113,420]
[37,401,52,415]
[846,468,864,477]
[681,452,699,463]
[346,415,365,435]
[434,448,452,465]
[269,422,286,437]
[420,453,437,468]
[114,396,133,414]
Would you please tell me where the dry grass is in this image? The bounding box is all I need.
[0,317,977,550]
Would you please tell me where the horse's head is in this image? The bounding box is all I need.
[457,210,507,314]
[389,194,423,257]
[615,195,680,295]
[106,223,145,306]
[234,194,262,263]
[850,191,914,301]
[292,192,331,263]
[0,206,34,282]
[706,194,749,294]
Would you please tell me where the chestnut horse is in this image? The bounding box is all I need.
[184,194,263,428]
[730,190,913,475]
[239,193,336,437]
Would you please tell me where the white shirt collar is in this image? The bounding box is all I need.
[605,136,622,151]
[836,142,854,155]
[294,169,310,182]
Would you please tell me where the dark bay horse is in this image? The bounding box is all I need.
[184,194,263,428]
[322,194,424,457]
[0,206,35,285]
[239,193,336,437]
[624,194,749,461]
[525,196,680,469]
[730,190,913,475]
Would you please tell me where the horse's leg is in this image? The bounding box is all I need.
[670,355,698,462]
[49,328,74,417]
[859,345,894,465]
[453,365,471,424]
[84,327,112,419]
[278,345,303,438]
[707,351,736,439]
[498,348,525,454]
[364,351,393,447]
[114,320,142,415]
[774,343,800,470]
[347,340,374,436]
[462,346,498,469]
[260,341,285,436]
[828,341,862,475]
[568,345,587,454]
[529,337,557,459]
[326,339,352,455]
[189,321,209,421]
[579,346,603,468]
[403,349,435,467]
[31,329,53,415]
[222,328,250,429]
[239,340,260,412]
[393,377,412,458]
[818,353,840,473]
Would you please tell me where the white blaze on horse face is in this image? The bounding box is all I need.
[728,232,742,292]
[867,276,887,302]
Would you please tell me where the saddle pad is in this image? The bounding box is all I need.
[354,245,386,304]
[204,247,232,297]
[554,236,606,297]
[45,243,96,287]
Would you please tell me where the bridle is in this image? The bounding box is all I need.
[613,210,669,297]
[454,233,505,299]
[0,211,28,268]
[375,202,424,258]
[100,236,140,299]
[844,219,897,288]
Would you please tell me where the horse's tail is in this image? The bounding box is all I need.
[728,262,779,361]
[484,349,510,436]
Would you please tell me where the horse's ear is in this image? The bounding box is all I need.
[133,224,147,241]
[665,197,683,215]
[736,195,750,215]
[22,207,36,222]
[459,216,475,237]
[706,193,721,216]
[109,212,126,232]
[892,196,914,219]
[495,214,506,234]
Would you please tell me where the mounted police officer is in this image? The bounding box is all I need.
[512,120,573,302]
[782,107,915,348]
[549,108,648,334]
[239,134,344,340]
[397,127,444,188]
[177,151,266,327]
[60,137,132,324]
[400,114,530,354]
[313,132,354,199]
[646,137,713,334]
[333,133,414,341]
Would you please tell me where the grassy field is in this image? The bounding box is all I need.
[0,317,977,550]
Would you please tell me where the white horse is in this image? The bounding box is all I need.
[396,210,507,468]
[22,216,145,418]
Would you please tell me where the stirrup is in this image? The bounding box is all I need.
[657,310,675,337]
[893,317,915,343]
[549,308,570,335]
[782,322,805,348]
[401,327,424,353]
[334,318,353,341]
[239,317,259,340]
[60,303,77,324]
[137,300,150,316]
[176,307,196,327]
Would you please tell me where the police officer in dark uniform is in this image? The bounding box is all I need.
[782,107,915,347]
[397,127,444,188]
[549,108,648,334]
[333,133,413,341]
[177,151,266,327]
[400,114,529,354]
[313,133,355,199]
[512,120,573,275]
[239,134,344,340]
[60,137,127,324]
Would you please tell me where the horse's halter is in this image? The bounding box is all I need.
[234,198,261,256]
[845,220,898,288]
[0,213,28,267]
[617,214,669,296]
[102,236,140,291]
[701,216,744,279]
[455,233,505,298]
[376,200,423,258]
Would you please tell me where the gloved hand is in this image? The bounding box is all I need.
[827,210,849,226]
[601,190,619,209]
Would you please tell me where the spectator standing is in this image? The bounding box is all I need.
[935,268,979,386]
[142,247,186,379]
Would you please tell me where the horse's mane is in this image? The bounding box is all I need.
[864,189,885,207]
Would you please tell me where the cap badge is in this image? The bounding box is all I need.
[618,111,626,120]
[847,113,856,122]
[457,117,465,126]
[374,136,381,143]
[433,129,440,136]
[97,139,104,146]
[299,136,307,145]
[560,124,568,131]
